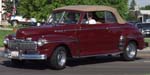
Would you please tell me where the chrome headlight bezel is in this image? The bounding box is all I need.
[3,38,9,45]
[37,39,48,46]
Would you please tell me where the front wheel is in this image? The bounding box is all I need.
[121,42,137,61]
[48,46,67,70]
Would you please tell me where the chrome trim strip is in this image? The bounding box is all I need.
[119,35,126,50]
[54,26,128,32]
[79,28,106,31]
[54,29,79,32]
[48,39,79,44]
[73,51,122,58]
[108,26,124,29]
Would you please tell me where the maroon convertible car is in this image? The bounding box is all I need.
[3,5,145,69]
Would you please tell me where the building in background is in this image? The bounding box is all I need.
[0,0,16,26]
[129,0,150,23]
[137,10,150,23]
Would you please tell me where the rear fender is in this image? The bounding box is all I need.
[121,32,145,50]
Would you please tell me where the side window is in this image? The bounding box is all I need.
[95,11,105,23]
[81,11,117,25]
[63,12,80,24]
[105,11,117,23]
[53,12,64,23]
[81,12,103,25]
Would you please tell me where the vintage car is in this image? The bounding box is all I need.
[3,5,145,69]
[8,15,37,27]
[135,23,150,37]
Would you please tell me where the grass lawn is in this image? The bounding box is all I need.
[0,25,30,47]
[0,30,14,47]
[144,38,150,43]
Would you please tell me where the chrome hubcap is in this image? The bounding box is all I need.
[57,50,66,66]
[126,43,136,58]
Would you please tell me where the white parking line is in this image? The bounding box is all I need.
[143,60,150,63]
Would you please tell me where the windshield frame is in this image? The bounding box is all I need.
[46,10,81,25]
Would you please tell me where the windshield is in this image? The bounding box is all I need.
[47,11,80,25]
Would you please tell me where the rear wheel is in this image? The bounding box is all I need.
[48,46,67,70]
[121,42,137,61]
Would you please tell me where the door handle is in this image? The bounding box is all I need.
[106,27,112,32]
[106,27,109,30]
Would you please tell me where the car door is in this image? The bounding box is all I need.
[104,11,122,52]
[78,11,121,56]
[78,24,112,56]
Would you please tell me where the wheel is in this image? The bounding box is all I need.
[121,42,137,61]
[11,21,18,27]
[11,59,24,66]
[48,46,67,70]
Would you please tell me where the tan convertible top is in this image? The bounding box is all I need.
[54,5,126,24]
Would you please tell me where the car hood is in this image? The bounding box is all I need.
[16,25,62,39]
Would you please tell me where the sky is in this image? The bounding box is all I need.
[129,0,150,7]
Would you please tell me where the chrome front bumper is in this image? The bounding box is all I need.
[2,52,47,60]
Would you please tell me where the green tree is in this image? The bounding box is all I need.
[98,0,128,19]
[130,0,136,10]
[126,12,137,21]
[141,5,150,10]
[3,0,13,14]
[18,0,128,20]
[18,0,51,21]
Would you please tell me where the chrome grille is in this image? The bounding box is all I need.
[8,39,37,51]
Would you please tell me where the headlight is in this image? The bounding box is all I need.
[37,39,48,46]
[3,38,9,45]
[141,29,144,33]
[120,35,124,40]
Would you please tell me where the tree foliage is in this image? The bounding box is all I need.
[130,0,136,10]
[98,0,129,19]
[141,5,150,10]
[3,0,13,14]
[18,0,51,20]
[17,0,128,21]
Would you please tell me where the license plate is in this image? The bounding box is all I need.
[10,51,19,57]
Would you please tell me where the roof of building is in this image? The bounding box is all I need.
[140,10,150,15]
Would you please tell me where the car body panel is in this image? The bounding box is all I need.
[3,5,145,60]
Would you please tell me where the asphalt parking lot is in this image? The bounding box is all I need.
[0,48,150,75]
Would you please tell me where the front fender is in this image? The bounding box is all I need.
[38,34,79,58]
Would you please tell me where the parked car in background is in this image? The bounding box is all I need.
[8,15,37,27]
[146,19,150,23]
[3,5,146,70]
[128,21,139,26]
[135,23,150,37]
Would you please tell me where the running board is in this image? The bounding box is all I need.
[73,51,123,58]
